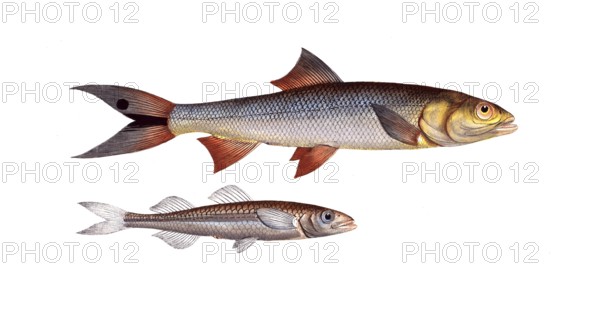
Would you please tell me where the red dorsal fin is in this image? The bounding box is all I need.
[198,136,260,173]
[290,147,311,161]
[271,48,343,91]
[294,145,338,178]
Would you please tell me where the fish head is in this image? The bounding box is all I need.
[419,92,517,146]
[299,208,357,238]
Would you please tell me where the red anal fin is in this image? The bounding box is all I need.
[295,145,338,178]
[271,48,342,91]
[290,147,311,161]
[198,136,260,173]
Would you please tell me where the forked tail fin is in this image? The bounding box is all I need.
[72,85,175,158]
[78,202,128,235]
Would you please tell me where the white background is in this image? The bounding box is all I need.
[1,0,598,316]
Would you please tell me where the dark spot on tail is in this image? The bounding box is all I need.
[116,99,129,110]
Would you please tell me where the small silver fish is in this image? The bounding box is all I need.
[78,185,356,252]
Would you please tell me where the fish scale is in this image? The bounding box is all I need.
[169,82,436,150]
[124,201,311,241]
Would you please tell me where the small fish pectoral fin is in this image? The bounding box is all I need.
[371,104,421,146]
[257,208,298,230]
[198,136,260,173]
[271,48,343,91]
[294,145,338,178]
[209,185,252,204]
[233,237,258,253]
[150,196,195,213]
[290,147,311,161]
[153,231,200,249]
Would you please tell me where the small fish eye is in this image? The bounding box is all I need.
[321,210,334,223]
[476,103,494,120]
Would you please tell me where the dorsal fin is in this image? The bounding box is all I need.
[209,185,252,204]
[150,196,195,213]
[271,48,343,91]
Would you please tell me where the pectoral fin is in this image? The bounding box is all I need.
[294,145,337,178]
[198,136,260,173]
[257,208,298,230]
[233,237,258,253]
[371,104,421,146]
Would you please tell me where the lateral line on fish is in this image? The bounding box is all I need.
[125,213,259,222]
[181,103,370,122]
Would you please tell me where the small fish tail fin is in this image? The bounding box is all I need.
[77,202,128,235]
[72,85,176,158]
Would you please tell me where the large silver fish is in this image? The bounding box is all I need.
[78,185,356,252]
[73,49,517,177]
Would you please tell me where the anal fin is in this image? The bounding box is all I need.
[198,136,260,173]
[290,147,311,161]
[153,231,199,249]
[294,145,337,178]
[233,237,258,253]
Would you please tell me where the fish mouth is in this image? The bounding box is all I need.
[493,116,518,136]
[332,220,357,230]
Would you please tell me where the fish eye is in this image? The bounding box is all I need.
[476,103,494,120]
[320,210,334,223]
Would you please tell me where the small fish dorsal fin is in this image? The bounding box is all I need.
[150,196,195,213]
[271,48,343,91]
[209,185,252,204]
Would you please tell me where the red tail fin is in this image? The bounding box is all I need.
[72,85,175,158]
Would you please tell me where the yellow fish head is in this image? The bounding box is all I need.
[420,93,517,146]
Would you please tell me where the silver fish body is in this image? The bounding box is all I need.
[124,201,312,241]
[78,186,356,252]
[169,82,437,150]
[73,48,517,177]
